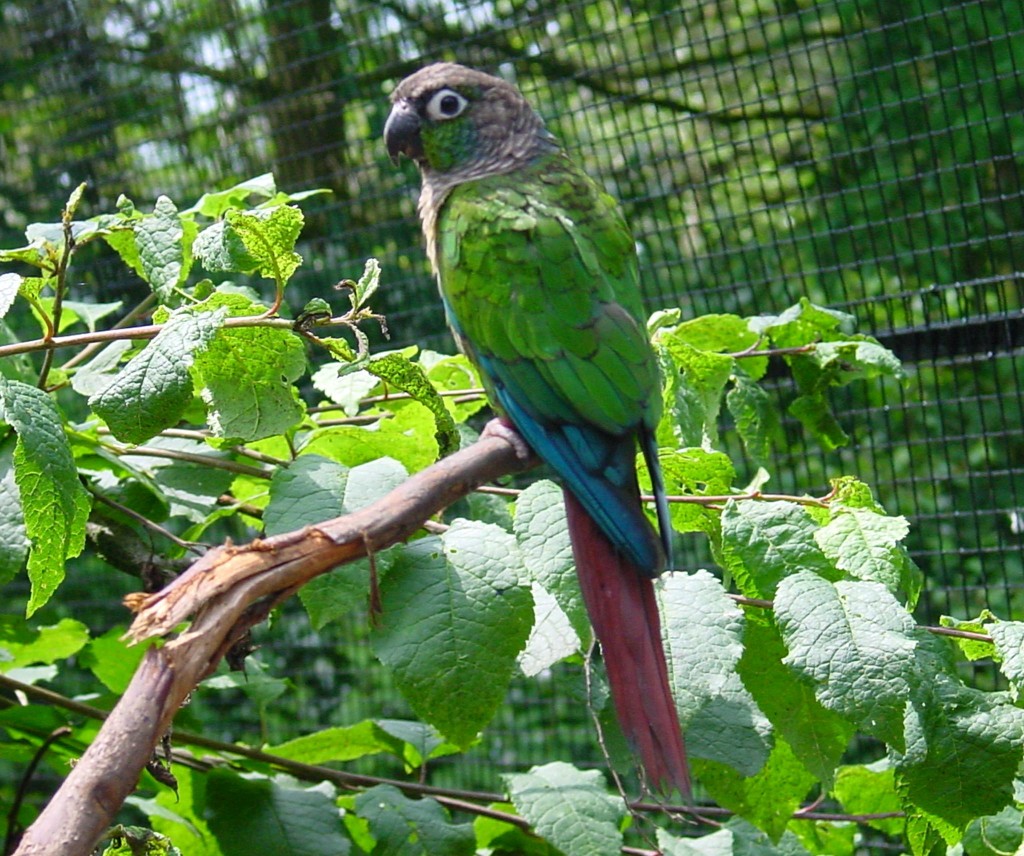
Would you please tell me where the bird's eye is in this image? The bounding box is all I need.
[425,88,468,121]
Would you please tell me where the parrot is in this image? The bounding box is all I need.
[384,62,690,796]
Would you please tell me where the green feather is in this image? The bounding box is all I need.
[435,151,660,436]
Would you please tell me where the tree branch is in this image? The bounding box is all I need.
[12,433,536,856]
[0,313,351,361]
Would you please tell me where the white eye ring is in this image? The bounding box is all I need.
[425,88,468,121]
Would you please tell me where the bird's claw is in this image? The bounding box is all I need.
[481,417,533,461]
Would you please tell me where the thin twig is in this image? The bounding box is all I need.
[354,387,487,406]
[3,727,72,856]
[131,428,293,468]
[0,313,353,361]
[35,212,78,390]
[104,442,272,479]
[61,293,158,371]
[727,593,996,644]
[88,486,207,555]
[478,484,834,509]
[312,415,387,427]
[216,495,265,518]
[729,343,817,360]
[652,489,831,508]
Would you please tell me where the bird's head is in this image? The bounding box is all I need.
[385,62,557,187]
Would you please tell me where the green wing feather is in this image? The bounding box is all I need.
[435,152,661,437]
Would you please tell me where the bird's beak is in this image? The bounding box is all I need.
[384,100,423,165]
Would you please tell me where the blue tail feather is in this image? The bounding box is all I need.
[489,376,666,575]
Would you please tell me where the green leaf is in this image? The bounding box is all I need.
[192,220,255,274]
[833,760,905,837]
[503,762,624,856]
[224,206,303,283]
[658,338,735,447]
[63,181,87,220]
[423,352,486,423]
[513,481,587,644]
[474,804,561,855]
[144,768,220,856]
[134,195,185,298]
[371,521,533,747]
[724,817,813,854]
[720,500,835,599]
[298,561,371,630]
[205,769,350,856]
[0,438,29,587]
[753,298,855,345]
[264,455,348,536]
[375,719,459,768]
[788,815,856,856]
[811,338,905,381]
[0,240,50,269]
[301,420,436,474]
[0,378,91,614]
[518,584,580,678]
[17,275,49,307]
[89,307,226,444]
[814,506,910,594]
[904,807,959,856]
[79,625,151,694]
[344,457,409,511]
[659,571,772,775]
[961,806,1024,856]
[190,292,306,441]
[695,739,817,842]
[265,722,403,764]
[0,616,89,671]
[204,659,290,709]
[69,339,133,398]
[938,613,997,662]
[656,448,735,535]
[102,224,144,280]
[181,173,279,218]
[774,573,916,748]
[0,273,19,320]
[826,476,885,511]
[726,372,777,464]
[59,299,123,333]
[99,827,182,856]
[894,633,1024,831]
[311,365,379,416]
[367,352,459,458]
[653,827,736,855]
[265,456,409,537]
[355,784,474,856]
[349,257,381,311]
[787,393,848,450]
[664,312,759,354]
[152,453,236,525]
[512,481,582,675]
[737,612,854,786]
[988,621,1024,693]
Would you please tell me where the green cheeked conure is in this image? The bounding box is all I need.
[385,62,689,796]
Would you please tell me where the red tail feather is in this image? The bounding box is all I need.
[564,489,691,797]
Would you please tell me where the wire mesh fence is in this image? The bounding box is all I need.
[2,0,1023,819]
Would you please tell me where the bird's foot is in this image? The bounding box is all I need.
[482,417,533,462]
